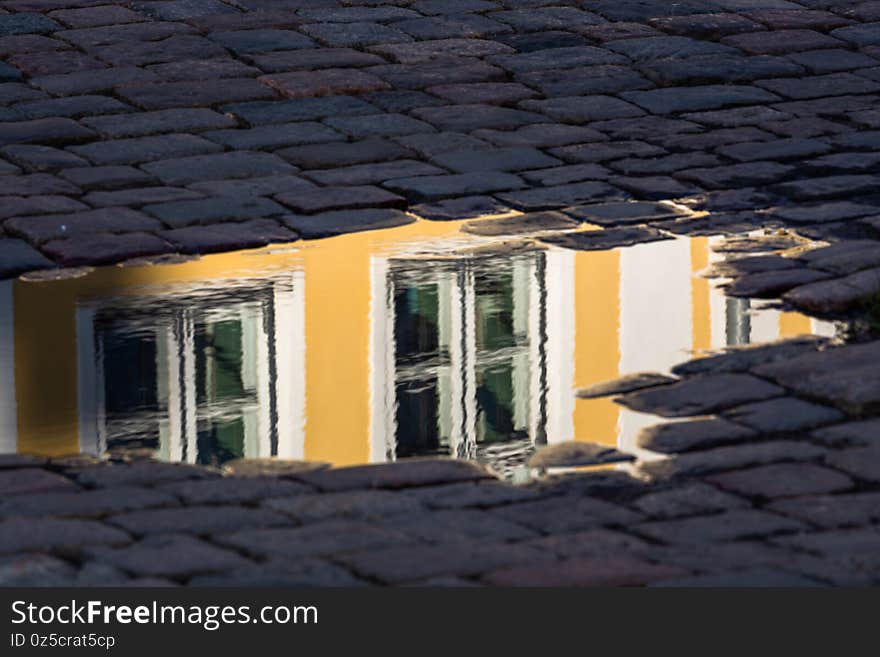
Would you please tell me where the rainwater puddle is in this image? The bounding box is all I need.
[0,219,833,477]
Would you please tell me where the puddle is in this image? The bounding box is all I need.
[0,219,833,476]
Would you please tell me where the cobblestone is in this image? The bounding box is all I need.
[3,0,880,588]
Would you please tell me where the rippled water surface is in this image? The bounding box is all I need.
[0,219,832,476]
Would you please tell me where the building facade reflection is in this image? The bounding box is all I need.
[0,221,834,472]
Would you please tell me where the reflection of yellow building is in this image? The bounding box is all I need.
[0,221,832,468]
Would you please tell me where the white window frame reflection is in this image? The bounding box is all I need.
[75,274,305,462]
[370,248,577,467]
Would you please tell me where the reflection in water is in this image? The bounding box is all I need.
[0,220,834,476]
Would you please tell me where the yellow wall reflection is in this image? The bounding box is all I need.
[1,221,829,466]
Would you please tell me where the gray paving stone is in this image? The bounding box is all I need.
[5,207,160,243]
[565,201,685,226]
[203,123,344,151]
[811,418,880,447]
[222,458,329,478]
[528,442,634,468]
[2,144,87,171]
[773,526,880,556]
[519,65,653,96]
[489,496,641,533]
[412,104,544,131]
[520,528,651,560]
[0,239,54,277]
[768,492,880,528]
[707,463,853,499]
[461,210,579,236]
[784,267,880,315]
[431,146,561,173]
[498,182,626,211]
[394,131,490,158]
[521,163,611,186]
[385,171,526,201]
[539,226,670,250]
[639,440,828,479]
[550,140,665,164]
[187,175,315,198]
[86,534,248,578]
[0,468,77,496]
[302,21,413,47]
[276,185,406,214]
[426,81,539,105]
[483,556,686,587]
[32,66,159,95]
[84,186,203,208]
[0,117,95,146]
[788,48,879,74]
[645,539,809,575]
[0,554,77,586]
[142,151,295,185]
[296,458,493,492]
[824,446,880,483]
[224,96,376,126]
[190,559,364,587]
[522,95,644,123]
[677,161,795,188]
[208,29,314,54]
[402,481,539,510]
[282,208,415,239]
[279,137,412,168]
[633,482,750,518]
[69,133,222,165]
[60,165,154,190]
[635,509,805,544]
[474,124,606,149]
[160,477,309,505]
[263,489,423,523]
[637,417,758,453]
[671,336,827,376]
[723,268,830,297]
[0,172,79,196]
[144,196,286,228]
[576,372,676,398]
[717,137,831,162]
[774,175,880,201]
[75,461,218,488]
[411,195,512,221]
[622,85,778,114]
[158,219,297,253]
[0,486,178,519]
[754,340,880,414]
[303,160,443,187]
[337,541,548,584]
[260,68,390,99]
[757,72,880,99]
[108,505,290,536]
[770,202,880,226]
[249,47,384,72]
[605,35,737,60]
[377,508,536,543]
[0,517,130,555]
[215,520,414,559]
[0,13,59,36]
[722,397,844,433]
[368,58,506,89]
[723,28,843,54]
[82,108,235,138]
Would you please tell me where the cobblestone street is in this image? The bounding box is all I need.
[3,329,880,587]
[2,0,880,586]
[0,0,879,270]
